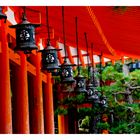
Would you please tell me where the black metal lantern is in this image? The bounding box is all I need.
[86,82,94,97]
[100,95,107,108]
[9,7,40,54]
[87,84,100,103]
[60,60,76,83]
[0,7,7,22]
[74,17,87,93]
[40,41,61,72]
[60,7,75,83]
[75,73,87,93]
[84,33,96,101]
[39,7,61,72]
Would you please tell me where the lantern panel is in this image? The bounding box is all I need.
[41,47,60,71]
[14,25,38,51]
[75,75,87,93]
[60,61,75,83]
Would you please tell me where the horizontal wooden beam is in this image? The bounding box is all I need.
[42,73,47,83]
[9,48,21,65]
[9,48,47,83]
[27,62,36,76]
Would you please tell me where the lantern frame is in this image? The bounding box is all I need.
[60,60,76,83]
[75,74,87,93]
[39,41,62,72]
[9,11,40,54]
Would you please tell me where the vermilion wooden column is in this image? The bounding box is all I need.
[31,52,44,133]
[58,115,65,134]
[0,21,12,133]
[111,59,115,65]
[101,55,105,67]
[122,57,125,64]
[12,53,29,133]
[43,72,55,134]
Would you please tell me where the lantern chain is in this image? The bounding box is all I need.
[75,16,80,75]
[62,6,67,62]
[99,52,103,90]
[46,6,51,45]
[84,32,90,80]
[22,6,27,21]
[91,43,95,83]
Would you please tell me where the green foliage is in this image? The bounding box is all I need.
[62,93,86,106]
[97,122,110,130]
[101,66,123,82]
[130,70,140,85]
[110,122,129,134]
[53,75,61,83]
[77,108,93,118]
[54,63,140,134]
[54,107,68,116]
[114,62,123,72]
[73,67,88,78]
[99,67,140,134]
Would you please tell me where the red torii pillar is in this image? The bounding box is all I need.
[43,72,55,134]
[12,52,30,133]
[30,52,44,134]
[0,21,12,133]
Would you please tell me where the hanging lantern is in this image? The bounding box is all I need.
[75,74,87,93]
[9,8,40,54]
[86,83,99,102]
[100,95,107,108]
[60,7,75,83]
[74,17,87,93]
[0,7,7,22]
[60,60,76,83]
[39,7,61,72]
[39,41,61,72]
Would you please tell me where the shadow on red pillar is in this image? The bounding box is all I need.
[11,53,30,133]
[0,21,12,133]
[68,107,78,134]
[43,72,55,134]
